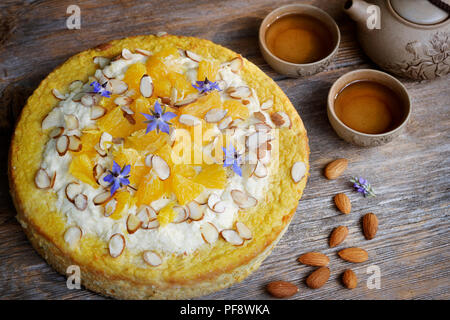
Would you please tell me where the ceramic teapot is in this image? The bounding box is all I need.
[344,0,450,80]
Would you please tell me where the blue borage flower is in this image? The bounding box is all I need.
[103,161,131,195]
[90,81,111,98]
[350,177,376,197]
[222,144,242,177]
[141,101,177,135]
[192,77,221,94]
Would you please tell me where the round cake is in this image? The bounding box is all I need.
[8,34,309,299]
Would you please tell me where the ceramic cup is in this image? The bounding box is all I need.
[259,4,341,77]
[327,69,411,147]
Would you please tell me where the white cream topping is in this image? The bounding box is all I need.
[40,49,273,255]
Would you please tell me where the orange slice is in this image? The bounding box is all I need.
[97,107,135,138]
[123,63,147,98]
[193,164,227,189]
[134,172,165,206]
[197,60,220,82]
[69,154,97,188]
[223,99,250,120]
[172,174,205,205]
[157,201,177,227]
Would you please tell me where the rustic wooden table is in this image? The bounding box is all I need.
[0,0,449,300]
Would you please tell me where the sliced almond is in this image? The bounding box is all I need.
[72,92,84,102]
[65,182,82,202]
[90,105,107,120]
[56,135,69,156]
[64,226,82,246]
[229,86,251,99]
[170,87,178,105]
[229,56,243,73]
[93,164,105,181]
[253,111,266,122]
[159,96,171,106]
[99,132,113,150]
[179,114,201,126]
[97,172,110,187]
[187,201,205,221]
[200,222,219,244]
[144,154,154,167]
[174,95,199,107]
[230,189,258,209]
[127,214,143,234]
[136,206,150,228]
[207,193,220,211]
[143,250,162,266]
[81,94,94,107]
[73,193,88,211]
[104,198,117,217]
[184,50,202,62]
[220,229,244,246]
[205,108,227,123]
[135,48,151,56]
[68,80,84,92]
[49,171,57,188]
[236,221,252,240]
[41,111,61,131]
[109,233,125,258]
[212,201,227,214]
[271,111,291,128]
[194,191,210,205]
[93,191,112,205]
[68,135,82,152]
[146,219,160,229]
[218,116,232,130]
[253,161,267,178]
[152,155,170,180]
[136,205,157,229]
[216,79,227,91]
[260,99,274,111]
[140,74,153,98]
[115,96,133,106]
[49,127,64,139]
[95,143,107,157]
[34,168,51,189]
[254,122,272,132]
[93,56,110,68]
[291,161,306,183]
[109,79,128,95]
[172,206,188,224]
[52,88,66,100]
[121,48,133,60]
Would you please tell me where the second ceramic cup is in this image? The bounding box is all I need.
[259,4,341,77]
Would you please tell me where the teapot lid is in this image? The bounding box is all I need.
[390,0,449,25]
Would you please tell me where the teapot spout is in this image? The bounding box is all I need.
[344,0,371,25]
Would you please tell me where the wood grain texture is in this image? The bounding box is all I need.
[0,0,449,300]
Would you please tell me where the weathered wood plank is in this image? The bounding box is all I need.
[0,0,449,300]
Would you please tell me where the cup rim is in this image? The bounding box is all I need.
[259,3,341,67]
[327,69,412,138]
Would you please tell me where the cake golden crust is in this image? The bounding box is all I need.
[9,34,309,299]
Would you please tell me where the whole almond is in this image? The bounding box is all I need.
[338,247,368,263]
[266,281,299,298]
[342,269,358,289]
[324,158,348,180]
[362,213,378,240]
[334,193,351,214]
[306,267,330,289]
[329,225,349,247]
[298,252,329,267]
